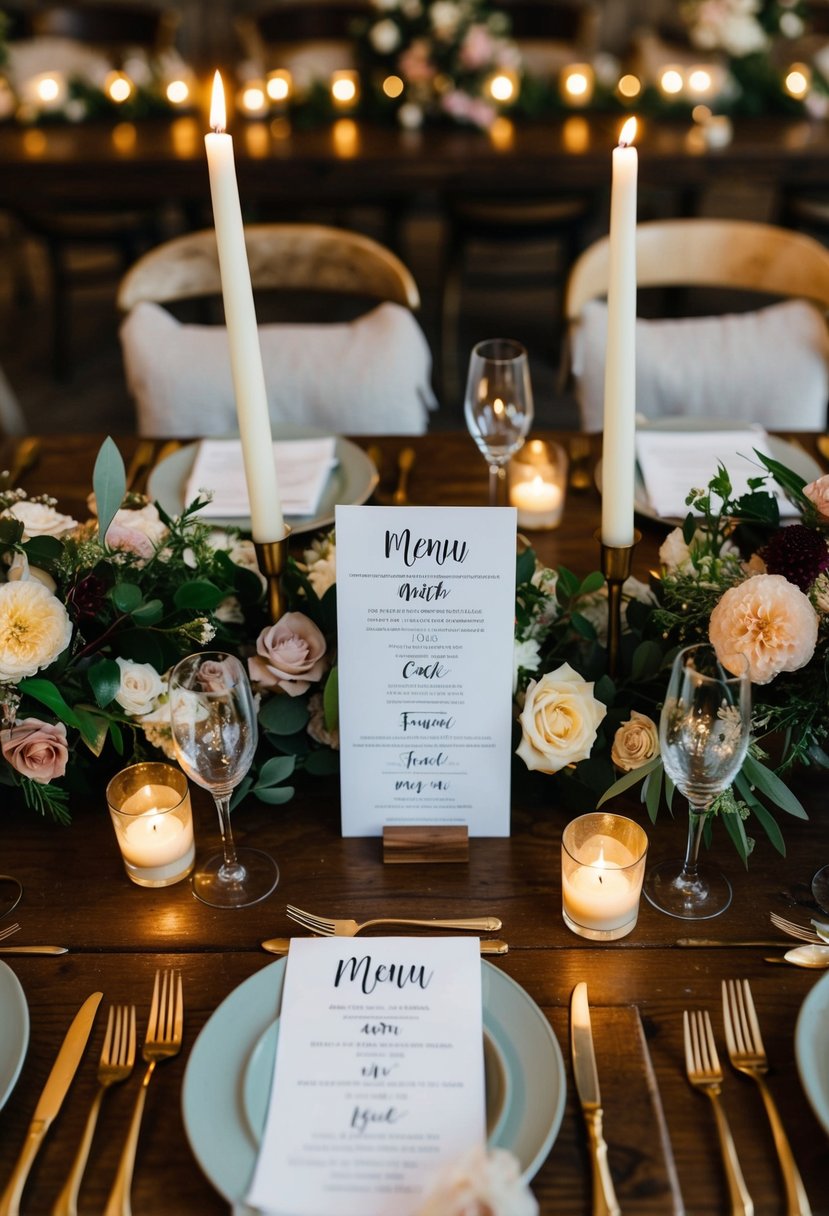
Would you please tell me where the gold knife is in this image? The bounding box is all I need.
[125,440,155,493]
[0,991,102,1216]
[570,982,620,1216]
[261,937,509,956]
[0,946,68,955]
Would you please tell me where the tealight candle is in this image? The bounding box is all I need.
[107,762,195,888]
[561,812,648,940]
[509,440,567,529]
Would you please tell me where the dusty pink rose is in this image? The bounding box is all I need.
[803,474,829,518]
[196,658,236,693]
[248,612,327,697]
[104,522,155,560]
[709,573,818,685]
[2,717,69,784]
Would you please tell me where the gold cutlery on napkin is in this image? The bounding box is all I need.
[0,991,102,1216]
[262,936,509,955]
[570,982,621,1216]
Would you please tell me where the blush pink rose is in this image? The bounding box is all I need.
[2,717,69,784]
[248,612,327,697]
[803,474,829,518]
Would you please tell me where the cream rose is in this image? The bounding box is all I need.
[0,580,72,682]
[611,710,660,772]
[804,473,829,519]
[5,500,78,539]
[516,662,606,774]
[709,573,818,685]
[1,717,69,784]
[114,657,164,716]
[6,551,57,594]
[248,612,327,697]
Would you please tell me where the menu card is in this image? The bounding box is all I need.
[635,428,799,519]
[186,437,337,518]
[245,937,486,1216]
[335,506,517,837]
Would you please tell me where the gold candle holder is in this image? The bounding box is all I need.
[255,527,292,622]
[595,528,641,678]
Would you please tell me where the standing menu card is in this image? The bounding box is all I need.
[245,937,486,1216]
[335,506,517,837]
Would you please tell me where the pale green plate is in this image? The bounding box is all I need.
[0,961,28,1112]
[795,968,829,1137]
[182,957,565,1207]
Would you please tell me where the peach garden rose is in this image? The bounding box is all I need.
[708,573,818,685]
[803,473,829,518]
[516,662,606,774]
[611,710,660,772]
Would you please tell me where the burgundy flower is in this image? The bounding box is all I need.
[64,573,109,621]
[761,525,829,592]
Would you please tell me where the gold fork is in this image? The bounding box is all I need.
[769,913,825,944]
[53,1005,137,1216]
[683,1009,754,1216]
[286,903,501,937]
[0,923,20,942]
[104,971,183,1216]
[722,980,812,1216]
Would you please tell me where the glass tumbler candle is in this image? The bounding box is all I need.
[561,812,648,941]
[508,439,567,530]
[107,762,195,888]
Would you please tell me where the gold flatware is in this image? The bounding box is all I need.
[0,991,102,1216]
[769,912,828,944]
[3,436,41,489]
[124,440,155,493]
[677,938,792,948]
[393,446,416,504]
[568,434,592,492]
[722,979,811,1215]
[285,903,502,938]
[682,1009,753,1216]
[0,946,67,955]
[104,971,183,1216]
[570,982,620,1216]
[765,945,829,969]
[262,936,509,956]
[0,922,20,941]
[816,434,829,465]
[54,1005,137,1216]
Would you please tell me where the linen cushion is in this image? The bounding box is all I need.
[120,300,437,437]
[571,297,829,432]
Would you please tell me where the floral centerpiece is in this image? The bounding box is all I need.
[354,0,520,129]
[514,450,829,863]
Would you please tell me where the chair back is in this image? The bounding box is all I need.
[117,223,420,313]
[31,4,178,54]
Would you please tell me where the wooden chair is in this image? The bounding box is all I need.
[117,224,435,436]
[563,218,829,430]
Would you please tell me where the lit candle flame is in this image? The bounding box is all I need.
[618,116,637,148]
[210,69,226,133]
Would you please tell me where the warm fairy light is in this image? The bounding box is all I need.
[111,121,137,153]
[565,71,588,97]
[617,73,641,99]
[562,114,589,153]
[692,103,712,124]
[332,117,359,156]
[209,69,226,131]
[659,66,684,96]
[489,116,514,149]
[36,75,60,103]
[331,70,359,107]
[240,84,267,115]
[245,121,269,156]
[166,79,189,105]
[785,63,811,99]
[382,74,404,99]
[267,70,292,102]
[687,67,713,96]
[170,115,199,156]
[618,116,637,147]
[106,71,133,103]
[488,72,516,102]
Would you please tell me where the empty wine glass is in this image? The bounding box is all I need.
[169,651,278,908]
[464,338,534,505]
[644,643,751,920]
[812,866,829,915]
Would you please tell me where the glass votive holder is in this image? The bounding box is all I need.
[106,762,195,888]
[561,812,648,941]
[508,440,567,530]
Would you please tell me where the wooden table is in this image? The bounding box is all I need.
[0,432,827,1215]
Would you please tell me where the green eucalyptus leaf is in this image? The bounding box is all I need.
[721,807,751,867]
[94,437,127,544]
[597,754,661,807]
[741,754,808,819]
[173,580,225,611]
[255,785,295,805]
[130,599,164,626]
[259,694,310,735]
[256,755,296,788]
[111,583,143,614]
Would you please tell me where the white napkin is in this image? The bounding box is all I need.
[186,437,337,518]
[634,428,799,519]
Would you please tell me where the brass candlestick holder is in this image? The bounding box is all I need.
[254,527,292,623]
[595,528,641,678]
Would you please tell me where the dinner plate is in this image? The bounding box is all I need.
[0,960,29,1111]
[795,968,829,1136]
[595,419,822,526]
[147,428,378,536]
[182,957,566,1208]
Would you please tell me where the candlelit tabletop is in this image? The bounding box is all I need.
[0,431,827,1215]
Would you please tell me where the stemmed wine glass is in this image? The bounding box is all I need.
[169,651,278,908]
[644,643,751,920]
[464,338,534,505]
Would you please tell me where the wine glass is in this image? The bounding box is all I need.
[464,338,534,505]
[168,651,278,908]
[644,643,751,920]
[811,866,829,915]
